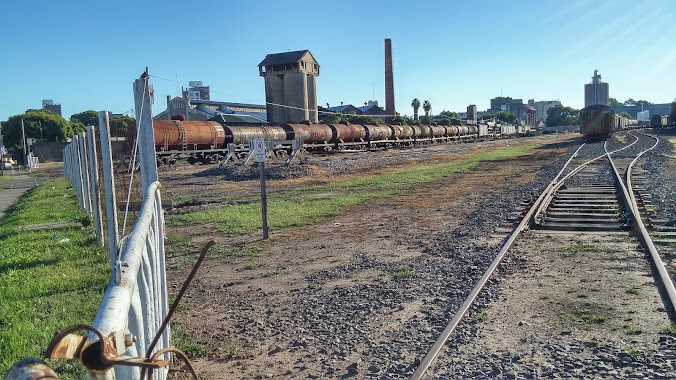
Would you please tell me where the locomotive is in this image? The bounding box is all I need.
[579,105,616,139]
[130,118,517,166]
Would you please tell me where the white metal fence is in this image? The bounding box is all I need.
[61,73,170,379]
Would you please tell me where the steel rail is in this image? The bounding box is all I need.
[410,142,589,380]
[614,131,676,314]
[534,133,639,224]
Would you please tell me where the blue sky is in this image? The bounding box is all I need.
[1,0,674,121]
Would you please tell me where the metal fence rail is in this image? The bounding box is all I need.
[55,72,170,379]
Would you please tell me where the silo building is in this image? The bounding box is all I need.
[258,50,320,124]
[467,105,477,125]
[584,70,609,107]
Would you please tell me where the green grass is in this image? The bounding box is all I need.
[172,326,207,358]
[0,176,12,191]
[392,265,413,279]
[0,178,110,375]
[563,243,613,257]
[474,311,489,321]
[166,144,539,236]
[661,323,676,335]
[626,287,641,295]
[615,135,627,144]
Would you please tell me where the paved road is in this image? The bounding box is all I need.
[0,175,38,220]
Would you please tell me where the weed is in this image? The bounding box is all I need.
[623,324,640,335]
[172,327,207,357]
[265,269,282,277]
[584,339,600,347]
[563,243,612,257]
[376,273,389,282]
[623,347,640,358]
[392,265,413,279]
[245,261,263,270]
[475,311,489,321]
[660,323,676,335]
[626,287,640,295]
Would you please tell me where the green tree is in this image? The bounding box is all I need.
[495,112,518,124]
[619,111,632,119]
[608,98,623,108]
[1,110,78,154]
[624,98,636,106]
[347,115,384,125]
[634,99,654,107]
[70,110,99,127]
[411,98,421,122]
[546,105,579,127]
[392,115,415,125]
[438,110,459,119]
[481,113,495,120]
[109,115,135,137]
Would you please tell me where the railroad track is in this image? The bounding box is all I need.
[410,130,676,379]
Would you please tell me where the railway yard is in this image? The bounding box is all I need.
[148,129,676,379]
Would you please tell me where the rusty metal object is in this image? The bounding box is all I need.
[4,358,59,380]
[399,124,413,139]
[222,126,266,145]
[445,125,459,136]
[262,126,287,141]
[152,120,225,151]
[457,126,470,136]
[328,123,352,142]
[364,124,393,141]
[149,348,197,380]
[467,125,478,135]
[429,125,446,138]
[411,125,431,139]
[389,124,403,139]
[140,241,215,379]
[281,124,332,143]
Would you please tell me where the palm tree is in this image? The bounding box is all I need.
[423,100,432,124]
[411,98,421,121]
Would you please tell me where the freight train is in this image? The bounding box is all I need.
[579,104,638,139]
[130,119,524,166]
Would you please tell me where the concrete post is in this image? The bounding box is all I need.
[133,70,159,196]
[78,132,92,215]
[98,111,120,270]
[87,125,104,247]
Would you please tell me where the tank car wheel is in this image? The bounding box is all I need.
[187,157,198,165]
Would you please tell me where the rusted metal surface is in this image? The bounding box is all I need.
[399,124,414,139]
[146,120,226,151]
[262,126,287,141]
[364,124,393,141]
[457,125,470,136]
[444,125,459,136]
[429,125,446,138]
[467,125,478,135]
[328,123,352,142]
[4,359,60,380]
[411,125,431,139]
[282,124,332,143]
[223,126,266,144]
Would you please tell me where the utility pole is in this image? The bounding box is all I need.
[21,119,27,166]
[0,122,4,176]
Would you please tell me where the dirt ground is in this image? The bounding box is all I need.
[157,134,592,378]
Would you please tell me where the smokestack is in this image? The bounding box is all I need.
[384,38,395,122]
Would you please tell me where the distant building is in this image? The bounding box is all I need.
[612,103,671,119]
[320,103,363,117]
[154,96,267,123]
[584,70,609,107]
[490,96,524,117]
[526,107,537,126]
[528,99,561,122]
[259,50,320,124]
[182,81,210,101]
[467,105,478,125]
[359,102,387,118]
[42,99,62,116]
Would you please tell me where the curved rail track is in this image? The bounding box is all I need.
[411,130,676,379]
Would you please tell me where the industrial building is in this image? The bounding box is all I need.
[490,97,524,117]
[42,100,62,116]
[466,105,478,125]
[259,50,320,124]
[528,99,561,122]
[182,81,211,101]
[584,70,609,107]
[154,95,267,123]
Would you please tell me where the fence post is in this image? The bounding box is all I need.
[87,125,104,247]
[133,69,159,196]
[98,111,120,270]
[73,135,84,208]
[78,132,92,215]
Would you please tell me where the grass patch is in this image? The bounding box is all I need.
[626,287,640,295]
[244,261,262,270]
[563,243,613,257]
[623,346,640,358]
[166,144,539,236]
[474,311,489,321]
[264,269,282,277]
[172,326,207,358]
[0,178,110,375]
[615,135,627,144]
[392,265,413,279]
[661,323,676,335]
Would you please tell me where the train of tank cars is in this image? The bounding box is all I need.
[134,118,530,166]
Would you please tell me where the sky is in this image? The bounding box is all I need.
[1,0,675,122]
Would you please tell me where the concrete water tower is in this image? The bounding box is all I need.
[258,50,320,123]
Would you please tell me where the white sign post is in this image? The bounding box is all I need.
[253,138,269,239]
